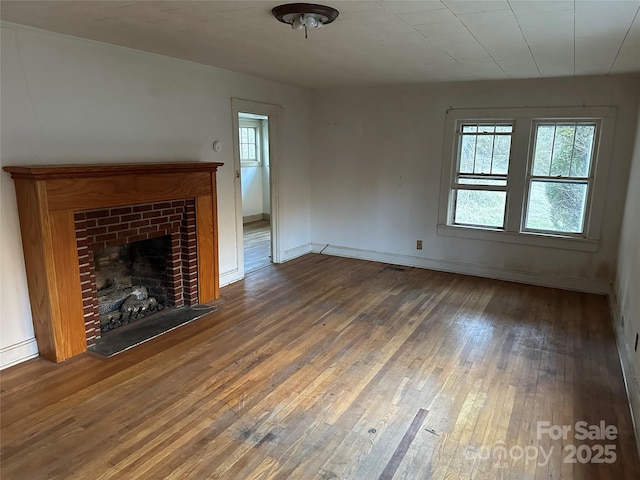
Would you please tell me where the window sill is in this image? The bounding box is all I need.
[436,224,599,252]
[241,161,262,167]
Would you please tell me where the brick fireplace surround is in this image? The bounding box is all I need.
[3,162,223,363]
[76,199,198,347]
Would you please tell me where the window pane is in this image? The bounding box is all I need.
[492,135,510,174]
[458,123,513,176]
[459,135,476,173]
[549,124,575,177]
[525,180,588,233]
[532,124,555,176]
[454,190,506,228]
[248,144,256,159]
[532,122,596,179]
[476,135,494,174]
[248,127,256,143]
[241,144,249,160]
[240,128,248,143]
[570,124,595,177]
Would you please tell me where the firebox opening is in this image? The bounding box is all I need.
[94,235,173,333]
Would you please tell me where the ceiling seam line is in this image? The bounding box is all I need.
[608,5,640,74]
[507,0,541,77]
[445,6,511,79]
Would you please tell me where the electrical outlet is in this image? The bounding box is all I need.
[416,240,423,250]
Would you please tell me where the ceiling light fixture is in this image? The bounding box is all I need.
[272,3,339,39]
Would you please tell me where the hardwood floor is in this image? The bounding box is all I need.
[1,254,638,479]
[244,220,271,273]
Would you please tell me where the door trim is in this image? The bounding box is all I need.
[231,98,283,279]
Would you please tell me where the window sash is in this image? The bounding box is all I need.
[450,120,513,229]
[239,119,263,165]
[521,120,599,236]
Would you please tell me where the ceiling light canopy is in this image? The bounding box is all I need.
[272,3,339,38]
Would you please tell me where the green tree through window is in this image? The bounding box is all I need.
[526,123,596,234]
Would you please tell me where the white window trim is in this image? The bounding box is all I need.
[437,106,616,252]
[239,117,263,167]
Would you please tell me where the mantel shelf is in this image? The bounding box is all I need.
[3,161,223,180]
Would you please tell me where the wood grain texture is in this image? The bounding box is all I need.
[49,210,87,358]
[3,162,223,180]
[196,193,216,303]
[44,172,214,212]
[210,171,220,300]
[1,254,638,479]
[244,220,271,273]
[12,179,60,361]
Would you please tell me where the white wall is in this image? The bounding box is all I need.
[241,165,264,219]
[310,75,640,292]
[0,23,312,368]
[613,97,640,452]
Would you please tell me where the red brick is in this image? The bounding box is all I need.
[98,216,121,226]
[153,222,169,231]
[139,225,159,234]
[110,206,132,216]
[132,204,153,212]
[127,234,148,243]
[107,223,131,233]
[95,233,117,243]
[75,219,96,230]
[87,226,109,238]
[121,213,143,222]
[130,219,150,228]
[142,210,161,219]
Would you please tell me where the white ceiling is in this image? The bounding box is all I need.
[1,1,639,88]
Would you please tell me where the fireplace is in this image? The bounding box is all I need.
[3,162,223,362]
[74,199,199,346]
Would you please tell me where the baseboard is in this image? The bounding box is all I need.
[282,243,313,262]
[310,244,611,294]
[0,338,39,370]
[243,214,270,224]
[609,293,640,460]
[219,267,242,287]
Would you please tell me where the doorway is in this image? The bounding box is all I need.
[239,113,271,273]
[231,98,282,281]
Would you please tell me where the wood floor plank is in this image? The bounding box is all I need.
[1,254,639,479]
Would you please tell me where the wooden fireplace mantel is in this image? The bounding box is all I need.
[3,162,224,362]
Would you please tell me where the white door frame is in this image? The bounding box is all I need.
[231,98,283,279]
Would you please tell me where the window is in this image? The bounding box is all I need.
[452,123,513,228]
[239,117,264,166]
[524,122,596,235]
[438,107,615,251]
